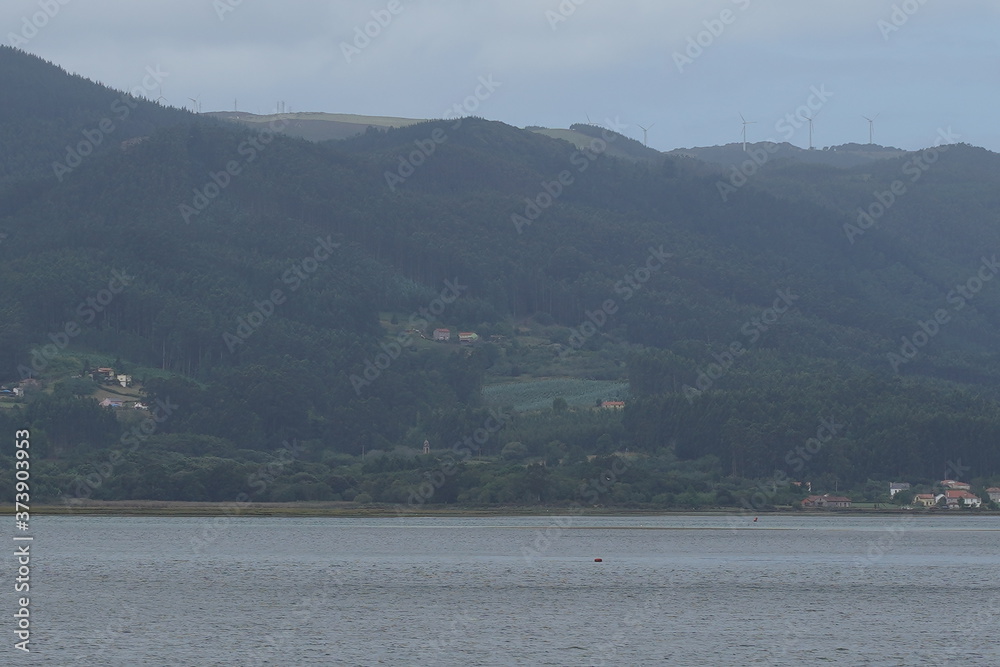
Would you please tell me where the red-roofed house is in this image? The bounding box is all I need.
[601,401,626,409]
[939,479,971,490]
[936,489,981,509]
[433,329,450,342]
[986,488,1000,503]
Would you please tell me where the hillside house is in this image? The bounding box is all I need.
[117,374,133,388]
[987,488,1000,503]
[913,493,937,507]
[939,479,971,490]
[889,482,911,497]
[458,332,479,344]
[601,401,626,409]
[936,490,981,509]
[433,329,451,342]
[802,494,852,509]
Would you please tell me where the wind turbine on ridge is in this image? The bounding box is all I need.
[156,86,166,105]
[802,109,820,150]
[188,96,202,113]
[740,113,756,152]
[637,122,654,147]
[863,113,880,145]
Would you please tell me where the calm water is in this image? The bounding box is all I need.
[10,514,999,665]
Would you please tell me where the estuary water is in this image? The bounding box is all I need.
[12,514,1000,665]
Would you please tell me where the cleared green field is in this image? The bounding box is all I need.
[482,378,629,412]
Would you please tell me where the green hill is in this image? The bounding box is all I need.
[2,46,1000,506]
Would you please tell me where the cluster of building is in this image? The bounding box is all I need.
[431,329,479,344]
[890,480,1000,509]
[89,367,133,387]
[98,398,148,410]
[801,494,852,508]
[0,378,41,400]
[797,479,1000,510]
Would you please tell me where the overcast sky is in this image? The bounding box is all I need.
[5,0,998,152]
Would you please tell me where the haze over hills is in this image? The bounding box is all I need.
[2,46,1000,506]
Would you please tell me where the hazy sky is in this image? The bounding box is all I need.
[5,0,998,152]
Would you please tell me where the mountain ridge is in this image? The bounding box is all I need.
[3,46,1000,505]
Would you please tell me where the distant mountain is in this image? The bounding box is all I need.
[0,45,197,190]
[204,111,426,142]
[211,112,664,164]
[2,46,1000,504]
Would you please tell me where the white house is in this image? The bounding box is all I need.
[889,482,911,497]
[935,490,981,509]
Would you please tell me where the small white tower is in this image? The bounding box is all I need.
[423,439,430,455]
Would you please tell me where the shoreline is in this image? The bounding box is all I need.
[6,500,999,518]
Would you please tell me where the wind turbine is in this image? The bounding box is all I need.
[637,122,654,147]
[802,109,820,150]
[740,114,756,152]
[156,86,166,105]
[188,96,202,113]
[863,113,880,145]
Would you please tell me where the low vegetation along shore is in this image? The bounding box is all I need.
[7,501,997,518]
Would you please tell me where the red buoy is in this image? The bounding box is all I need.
[594,558,603,562]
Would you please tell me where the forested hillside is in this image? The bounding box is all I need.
[2,46,999,507]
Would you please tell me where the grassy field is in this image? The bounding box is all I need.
[482,378,629,412]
